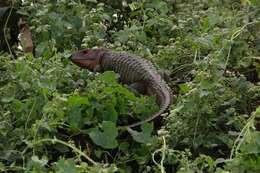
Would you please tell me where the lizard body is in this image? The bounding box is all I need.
[70,48,172,128]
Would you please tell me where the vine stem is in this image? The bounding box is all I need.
[230,112,256,159]
[31,138,97,165]
[224,20,260,72]
[4,0,14,58]
[152,136,166,173]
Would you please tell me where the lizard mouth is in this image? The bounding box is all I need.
[69,51,99,71]
[71,58,95,71]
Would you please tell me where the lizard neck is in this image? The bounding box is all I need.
[100,51,115,71]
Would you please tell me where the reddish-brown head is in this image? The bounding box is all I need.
[70,48,107,72]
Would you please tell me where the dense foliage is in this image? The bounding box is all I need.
[0,0,260,172]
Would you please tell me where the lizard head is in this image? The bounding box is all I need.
[70,48,107,72]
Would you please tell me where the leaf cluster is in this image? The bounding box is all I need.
[0,0,260,172]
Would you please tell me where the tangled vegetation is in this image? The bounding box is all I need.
[0,0,259,172]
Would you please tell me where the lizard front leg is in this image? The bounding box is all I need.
[158,70,170,83]
[127,82,147,96]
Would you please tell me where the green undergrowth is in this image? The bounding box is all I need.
[0,0,260,172]
[0,54,160,172]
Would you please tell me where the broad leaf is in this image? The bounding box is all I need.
[127,123,154,143]
[88,121,118,149]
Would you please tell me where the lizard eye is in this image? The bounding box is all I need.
[82,50,89,55]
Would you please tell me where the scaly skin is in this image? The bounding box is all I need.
[70,48,172,128]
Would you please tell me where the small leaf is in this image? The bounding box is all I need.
[94,149,103,159]
[135,31,147,42]
[1,96,14,103]
[240,143,260,154]
[114,30,129,43]
[88,121,118,149]
[68,96,89,105]
[251,0,260,6]
[179,83,191,94]
[31,155,48,167]
[129,2,141,11]
[97,71,119,83]
[119,142,130,152]
[254,106,260,118]
[255,132,260,146]
[55,159,77,173]
[67,105,83,129]
[86,0,97,3]
[102,103,118,123]
[128,123,154,143]
[0,162,6,172]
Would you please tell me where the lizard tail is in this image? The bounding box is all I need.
[124,86,171,128]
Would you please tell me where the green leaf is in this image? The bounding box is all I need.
[68,96,89,105]
[127,123,154,143]
[94,149,103,159]
[102,103,118,123]
[129,2,141,11]
[86,0,97,3]
[97,71,119,83]
[0,162,5,172]
[114,30,129,43]
[240,143,260,154]
[1,96,14,103]
[135,31,147,43]
[55,159,77,173]
[179,83,191,94]
[119,142,130,152]
[256,132,260,146]
[67,105,83,129]
[88,121,118,149]
[251,0,260,6]
[31,155,48,167]
[255,106,260,118]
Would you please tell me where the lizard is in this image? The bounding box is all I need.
[70,48,172,128]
